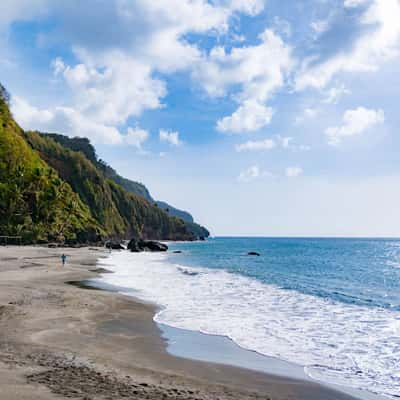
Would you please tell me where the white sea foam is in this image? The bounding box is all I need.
[97,251,400,398]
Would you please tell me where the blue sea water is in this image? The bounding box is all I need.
[97,237,400,399]
[168,237,400,311]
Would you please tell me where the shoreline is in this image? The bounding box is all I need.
[88,257,385,400]
[0,245,363,400]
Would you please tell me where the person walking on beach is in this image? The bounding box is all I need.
[61,253,67,266]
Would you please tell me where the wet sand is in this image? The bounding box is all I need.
[0,245,360,400]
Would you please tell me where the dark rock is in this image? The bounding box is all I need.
[173,250,182,253]
[199,236,206,241]
[127,239,168,252]
[127,238,141,252]
[247,251,260,256]
[105,241,125,250]
[138,240,168,252]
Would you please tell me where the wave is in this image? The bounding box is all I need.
[96,251,400,399]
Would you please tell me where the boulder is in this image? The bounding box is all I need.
[127,238,141,252]
[127,239,168,252]
[247,251,260,256]
[105,241,125,250]
[139,240,168,252]
[173,250,182,254]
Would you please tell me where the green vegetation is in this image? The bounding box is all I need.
[35,133,210,239]
[0,96,101,243]
[0,83,209,244]
[24,131,198,241]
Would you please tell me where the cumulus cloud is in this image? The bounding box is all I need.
[285,166,303,178]
[51,55,166,126]
[11,96,123,144]
[195,29,292,133]
[11,95,152,146]
[125,127,149,149]
[296,0,400,90]
[159,129,182,146]
[3,0,267,143]
[235,138,276,152]
[217,101,274,133]
[238,165,271,182]
[325,106,385,145]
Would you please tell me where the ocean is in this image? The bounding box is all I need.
[95,237,400,399]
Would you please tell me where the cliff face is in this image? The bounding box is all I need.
[0,87,209,243]
[35,132,210,239]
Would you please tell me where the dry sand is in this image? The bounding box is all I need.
[0,246,359,400]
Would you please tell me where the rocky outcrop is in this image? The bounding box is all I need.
[127,239,168,252]
[105,241,125,250]
[247,251,260,256]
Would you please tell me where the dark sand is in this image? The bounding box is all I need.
[0,246,360,400]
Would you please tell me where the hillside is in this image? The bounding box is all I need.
[24,132,196,241]
[37,133,209,239]
[0,84,208,243]
[0,89,101,243]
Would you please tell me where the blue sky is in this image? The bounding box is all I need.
[2,0,400,236]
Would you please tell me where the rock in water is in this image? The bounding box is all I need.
[127,239,168,252]
[139,240,168,252]
[247,251,260,256]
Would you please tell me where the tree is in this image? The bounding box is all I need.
[0,83,10,105]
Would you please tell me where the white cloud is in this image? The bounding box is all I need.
[325,106,385,145]
[235,135,311,152]
[195,29,292,133]
[236,138,276,152]
[217,100,273,133]
[125,127,149,148]
[296,0,400,90]
[3,0,267,144]
[159,129,182,146]
[238,165,271,182]
[285,166,303,178]
[12,95,54,126]
[224,0,264,15]
[324,85,351,104]
[11,95,135,145]
[52,55,166,126]
[0,0,49,30]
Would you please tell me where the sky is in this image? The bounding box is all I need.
[1,0,400,237]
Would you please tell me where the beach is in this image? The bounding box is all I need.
[0,245,359,400]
